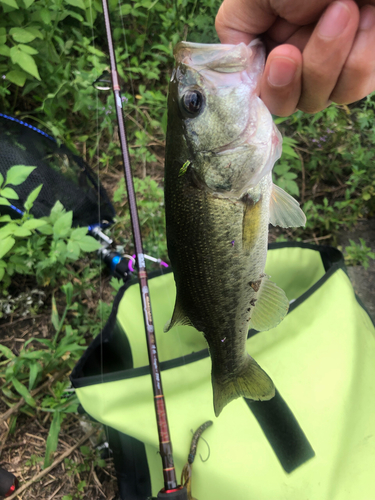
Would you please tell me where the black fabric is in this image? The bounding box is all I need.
[107,427,152,500]
[246,390,315,473]
[0,114,115,226]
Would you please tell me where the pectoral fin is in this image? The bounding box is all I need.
[269,183,306,228]
[249,275,289,331]
[164,295,193,332]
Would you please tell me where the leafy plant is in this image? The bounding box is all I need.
[0,166,102,295]
[0,282,82,467]
[343,238,375,269]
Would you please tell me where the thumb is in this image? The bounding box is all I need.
[215,0,275,44]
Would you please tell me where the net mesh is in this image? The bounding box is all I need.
[0,114,115,227]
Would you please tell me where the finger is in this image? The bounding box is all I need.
[298,0,360,113]
[265,18,301,45]
[260,45,302,117]
[215,0,275,45]
[215,0,333,45]
[330,5,375,104]
[265,24,314,53]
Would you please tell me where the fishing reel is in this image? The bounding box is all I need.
[0,467,18,498]
[89,223,168,283]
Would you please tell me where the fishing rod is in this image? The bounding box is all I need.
[100,1,188,498]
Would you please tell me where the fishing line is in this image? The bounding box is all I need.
[117,0,137,118]
[89,1,111,461]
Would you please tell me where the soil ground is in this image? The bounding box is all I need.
[338,217,375,322]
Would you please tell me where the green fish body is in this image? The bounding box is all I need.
[164,40,306,416]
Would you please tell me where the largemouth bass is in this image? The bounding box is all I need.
[164,40,306,417]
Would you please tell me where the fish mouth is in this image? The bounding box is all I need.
[174,39,264,74]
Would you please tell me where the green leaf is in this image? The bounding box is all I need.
[28,362,39,390]
[44,411,63,468]
[77,235,102,252]
[0,187,19,199]
[54,240,68,264]
[26,27,43,39]
[13,226,31,237]
[65,0,86,9]
[22,218,46,230]
[24,184,42,211]
[37,222,53,235]
[64,9,84,21]
[0,267,5,280]
[0,223,18,239]
[53,211,73,240]
[23,0,35,7]
[0,0,19,8]
[5,165,36,186]
[61,282,73,306]
[10,28,36,43]
[0,236,15,259]
[6,70,27,86]
[0,344,15,359]
[19,44,38,55]
[66,240,80,259]
[39,8,51,24]
[10,46,40,80]
[70,227,87,241]
[0,45,10,57]
[11,377,36,407]
[21,350,46,359]
[0,197,11,206]
[0,27,6,44]
[282,144,299,159]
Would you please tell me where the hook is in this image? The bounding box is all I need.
[188,421,212,464]
[199,435,210,463]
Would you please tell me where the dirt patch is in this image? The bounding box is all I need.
[338,217,375,322]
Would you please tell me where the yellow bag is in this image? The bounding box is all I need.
[71,243,375,500]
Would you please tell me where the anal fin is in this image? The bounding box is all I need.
[249,275,289,331]
[269,183,306,228]
[164,295,193,332]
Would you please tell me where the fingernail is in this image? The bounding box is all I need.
[268,58,297,87]
[359,5,375,31]
[318,1,350,38]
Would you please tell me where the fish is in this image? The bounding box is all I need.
[164,39,306,417]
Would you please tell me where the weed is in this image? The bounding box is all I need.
[343,238,375,269]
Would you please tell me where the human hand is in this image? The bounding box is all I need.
[215,0,375,115]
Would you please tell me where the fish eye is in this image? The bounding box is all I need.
[181,90,204,117]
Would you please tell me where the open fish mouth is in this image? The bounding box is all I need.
[174,40,263,75]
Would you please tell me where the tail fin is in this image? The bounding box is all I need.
[212,356,275,417]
